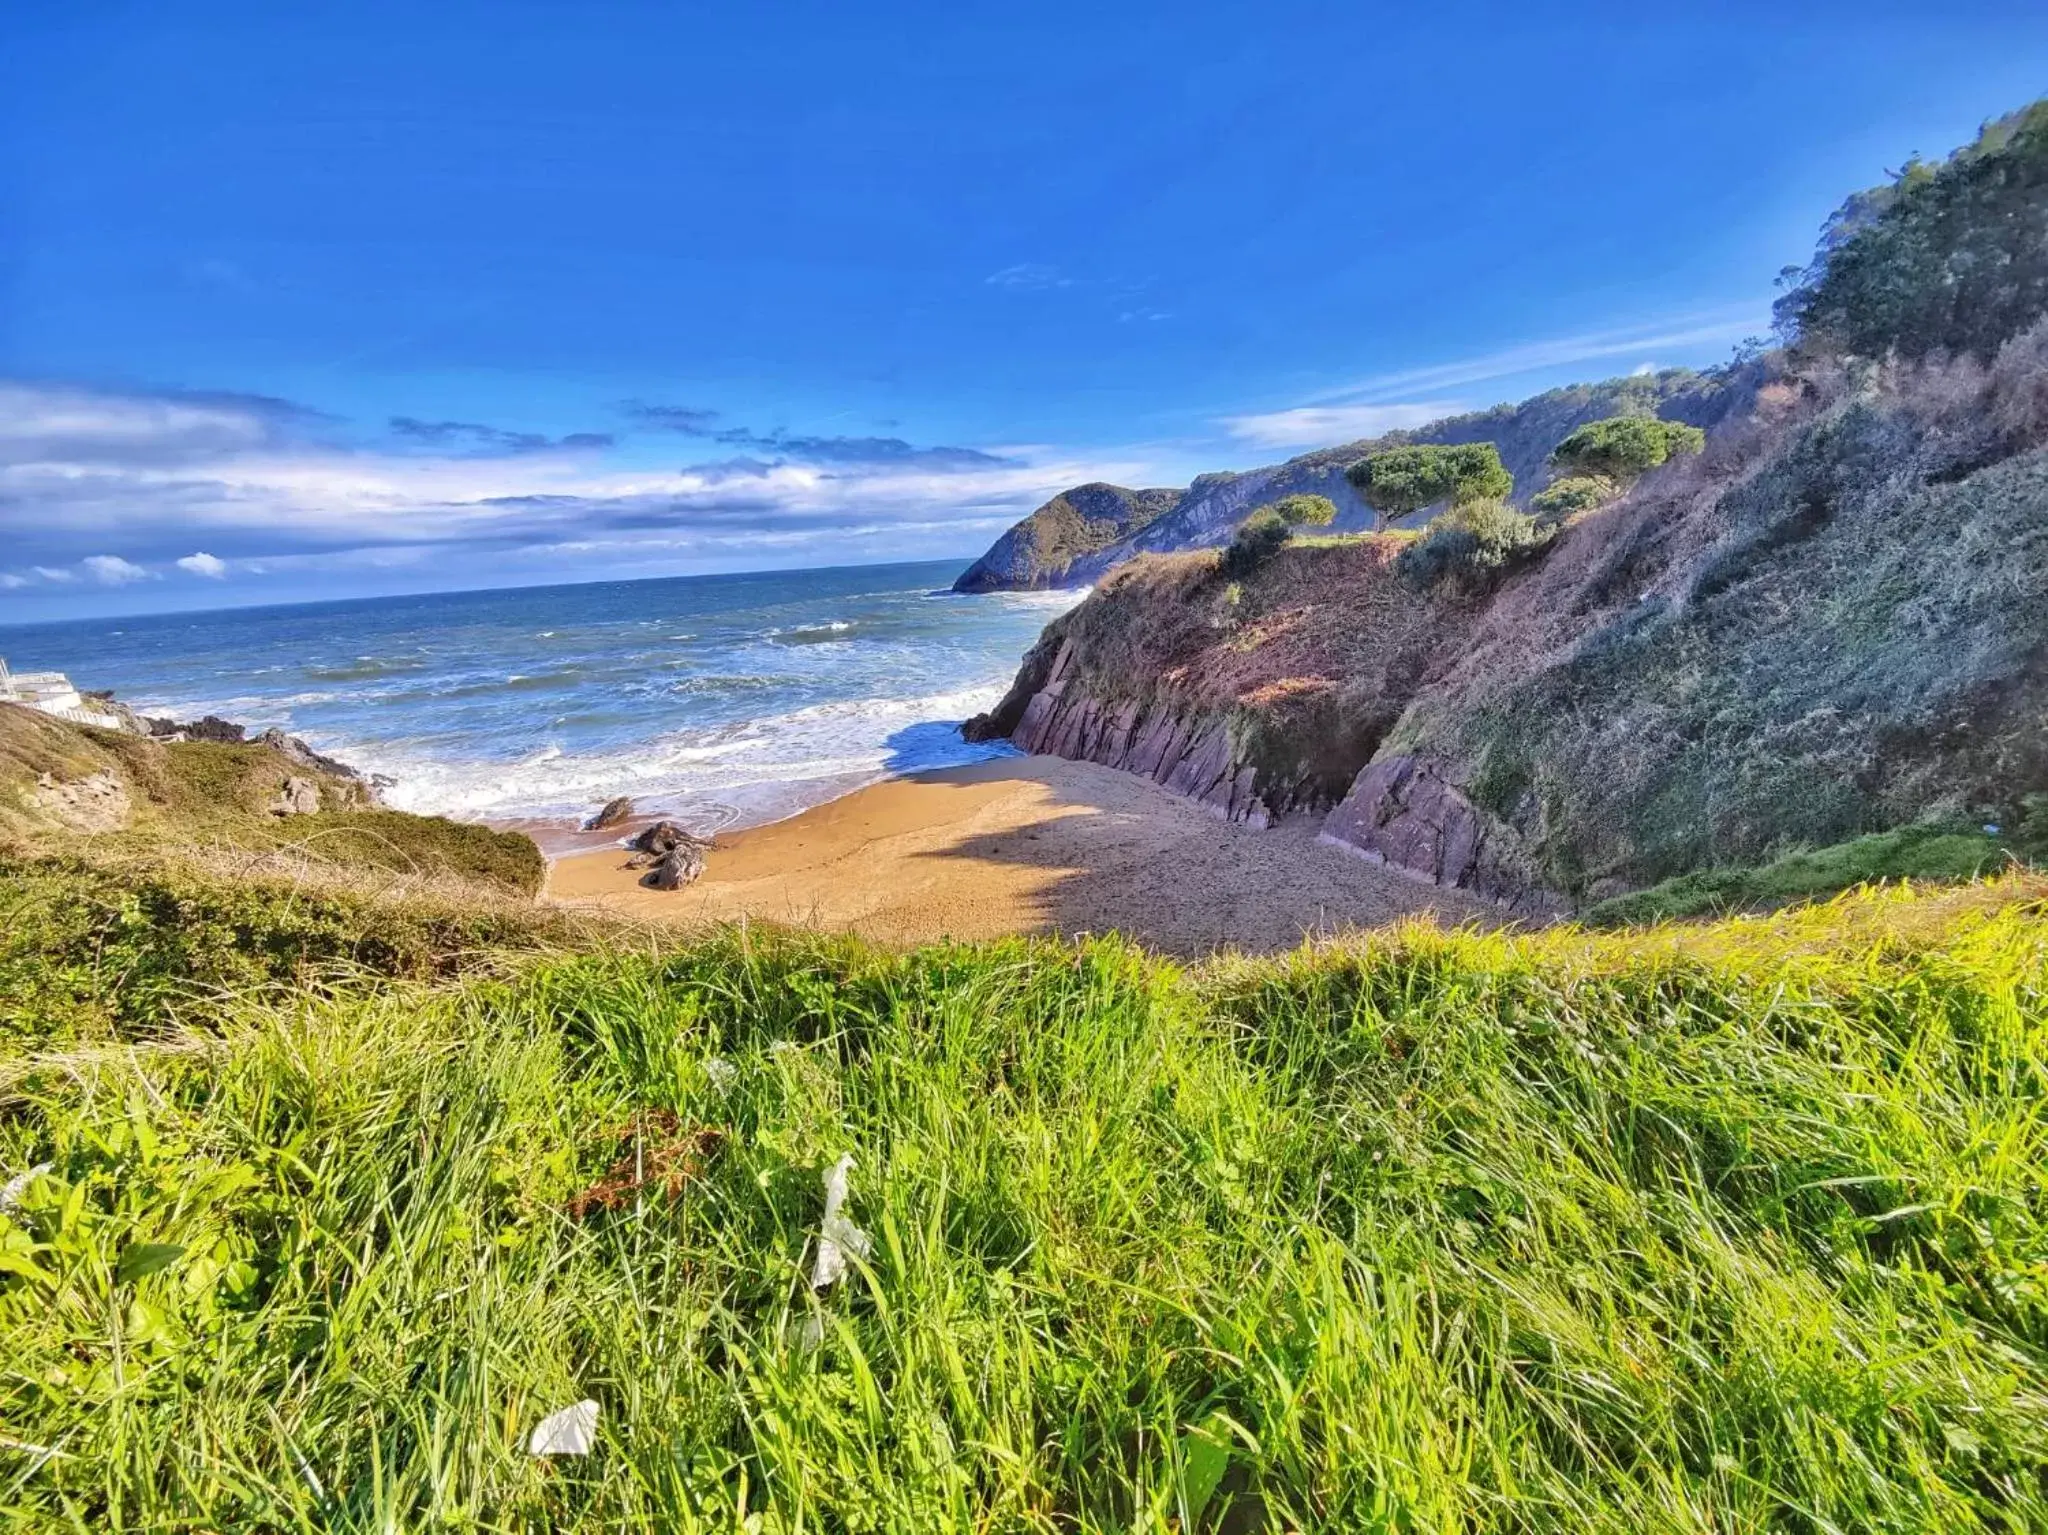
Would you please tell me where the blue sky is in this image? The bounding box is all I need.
[3,0,2044,618]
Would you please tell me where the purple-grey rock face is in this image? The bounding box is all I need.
[1318,755,1563,913]
[1007,639,1275,827]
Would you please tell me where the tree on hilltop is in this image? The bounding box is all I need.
[1267,492,1338,527]
[1549,416,1704,486]
[1345,443,1513,532]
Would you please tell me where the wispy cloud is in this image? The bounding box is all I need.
[985,263,1072,291]
[694,430,1012,471]
[387,417,614,454]
[1221,401,1466,450]
[1210,307,1768,453]
[0,381,325,468]
[620,401,721,434]
[1297,308,1766,408]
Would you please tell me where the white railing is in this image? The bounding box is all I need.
[0,657,131,730]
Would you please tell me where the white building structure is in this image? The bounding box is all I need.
[0,657,131,730]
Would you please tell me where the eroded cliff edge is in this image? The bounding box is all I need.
[966,338,2048,914]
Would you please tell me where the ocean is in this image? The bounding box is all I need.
[0,560,1080,848]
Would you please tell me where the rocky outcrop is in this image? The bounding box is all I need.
[30,769,129,833]
[147,713,247,744]
[951,483,1182,592]
[1318,755,1562,913]
[268,775,322,817]
[255,727,370,788]
[984,637,1275,826]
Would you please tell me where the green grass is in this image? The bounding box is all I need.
[0,851,598,1048]
[3,857,2046,1530]
[258,809,549,895]
[1587,823,2016,926]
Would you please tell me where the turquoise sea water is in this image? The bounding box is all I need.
[0,560,1079,841]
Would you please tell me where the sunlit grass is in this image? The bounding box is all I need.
[3,877,2046,1529]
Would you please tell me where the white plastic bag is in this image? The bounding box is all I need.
[0,1163,51,1216]
[527,1399,600,1456]
[809,1154,871,1290]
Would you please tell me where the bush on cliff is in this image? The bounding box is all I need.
[1221,506,1292,577]
[1549,415,1705,485]
[1529,473,1615,522]
[1776,98,2048,359]
[1394,498,1552,591]
[1345,441,1513,530]
[1266,491,1337,526]
[1220,495,1342,577]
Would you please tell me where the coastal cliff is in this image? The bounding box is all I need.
[968,105,2048,913]
[968,331,2048,912]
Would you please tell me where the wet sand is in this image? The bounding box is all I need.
[543,755,1494,956]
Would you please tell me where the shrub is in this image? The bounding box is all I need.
[1394,499,1551,591]
[1221,506,1292,577]
[1345,443,1513,530]
[1267,492,1338,526]
[1529,474,1614,523]
[1549,416,1705,484]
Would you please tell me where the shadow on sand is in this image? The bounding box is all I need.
[863,724,1493,958]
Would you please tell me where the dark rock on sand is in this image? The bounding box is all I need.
[586,796,633,831]
[631,819,694,855]
[642,842,706,890]
[628,819,712,888]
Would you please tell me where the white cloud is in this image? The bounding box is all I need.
[0,573,27,589]
[0,379,1172,592]
[82,554,154,585]
[985,263,1071,291]
[1220,401,1466,451]
[0,381,301,468]
[1295,308,1767,409]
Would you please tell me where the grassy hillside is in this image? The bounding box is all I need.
[0,703,544,895]
[2,860,2044,1530]
[953,368,1752,592]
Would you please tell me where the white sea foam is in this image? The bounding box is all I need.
[359,680,1016,828]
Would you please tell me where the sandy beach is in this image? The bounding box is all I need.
[544,755,1495,955]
